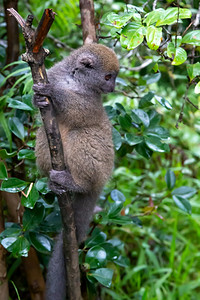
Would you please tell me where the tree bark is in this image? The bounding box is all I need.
[79,0,97,44]
[3,0,19,65]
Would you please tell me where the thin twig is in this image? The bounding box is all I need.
[185,97,199,110]
[153,0,158,10]
[123,59,153,71]
[175,1,180,48]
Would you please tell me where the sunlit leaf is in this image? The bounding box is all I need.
[120,23,145,50]
[187,63,200,81]
[89,268,114,287]
[195,81,200,94]
[144,9,165,26]
[171,47,187,66]
[107,12,134,28]
[156,8,191,26]
[182,30,200,46]
[146,26,162,50]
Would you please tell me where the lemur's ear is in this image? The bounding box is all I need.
[78,55,94,69]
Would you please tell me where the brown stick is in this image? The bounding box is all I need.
[7,8,81,300]
[22,247,45,300]
[79,0,97,44]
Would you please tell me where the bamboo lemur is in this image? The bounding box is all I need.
[33,43,119,300]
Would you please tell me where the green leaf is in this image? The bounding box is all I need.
[1,236,30,257]
[146,126,169,139]
[108,202,123,218]
[146,26,162,50]
[7,98,33,111]
[0,227,22,241]
[18,149,35,160]
[195,81,200,94]
[132,109,150,127]
[144,9,165,26]
[135,142,153,159]
[148,110,161,127]
[107,12,134,28]
[89,268,114,287]
[0,161,8,179]
[21,184,39,209]
[119,113,132,130]
[172,195,192,214]
[85,246,107,269]
[0,112,12,150]
[23,203,45,230]
[154,95,172,109]
[112,128,122,151]
[139,92,155,108]
[171,47,187,66]
[124,133,143,146]
[172,186,196,199]
[115,103,126,113]
[172,35,182,47]
[114,255,130,267]
[145,136,169,152]
[144,72,161,84]
[0,178,28,193]
[187,62,200,81]
[102,215,133,225]
[29,232,52,254]
[167,42,175,58]
[105,106,117,119]
[85,229,107,248]
[0,149,17,159]
[35,178,50,194]
[182,30,200,46]
[156,8,191,26]
[165,170,176,190]
[120,23,144,50]
[8,117,25,140]
[110,189,126,203]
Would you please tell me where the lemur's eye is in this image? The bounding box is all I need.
[84,63,93,68]
[105,74,112,81]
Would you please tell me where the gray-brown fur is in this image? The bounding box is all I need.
[33,44,119,299]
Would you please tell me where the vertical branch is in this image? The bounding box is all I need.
[3,0,19,65]
[7,8,82,300]
[79,0,97,44]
